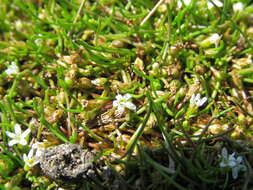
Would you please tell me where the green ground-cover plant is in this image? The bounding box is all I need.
[0,0,253,189]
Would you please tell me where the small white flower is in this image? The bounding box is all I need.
[219,147,237,168]
[6,124,31,146]
[190,93,207,107]
[219,147,247,179]
[207,0,223,9]
[23,148,40,167]
[113,94,136,116]
[233,2,243,12]
[5,62,19,75]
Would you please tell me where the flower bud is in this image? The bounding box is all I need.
[76,77,93,89]
[111,40,125,48]
[82,29,94,41]
[145,112,157,131]
[64,76,73,87]
[134,57,144,71]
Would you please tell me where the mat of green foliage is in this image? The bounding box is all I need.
[1,0,253,189]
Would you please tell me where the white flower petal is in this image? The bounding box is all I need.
[32,142,45,157]
[213,0,223,7]
[21,128,31,138]
[190,94,196,104]
[6,131,16,138]
[123,94,132,101]
[228,160,237,167]
[229,153,236,161]
[113,100,119,107]
[182,0,191,6]
[125,102,136,111]
[195,93,201,102]
[116,106,125,116]
[236,156,243,163]
[195,99,202,107]
[199,97,207,106]
[8,139,18,146]
[115,94,123,100]
[31,159,40,166]
[35,149,44,157]
[23,154,28,162]
[14,124,22,135]
[177,1,182,8]
[28,149,35,159]
[32,142,43,149]
[221,147,228,158]
[219,161,227,168]
[228,154,236,162]
[232,167,239,179]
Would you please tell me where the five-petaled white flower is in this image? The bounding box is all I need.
[5,62,19,75]
[190,93,207,107]
[219,147,246,179]
[6,124,31,146]
[23,148,40,167]
[113,94,136,116]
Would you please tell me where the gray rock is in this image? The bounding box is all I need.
[40,143,96,182]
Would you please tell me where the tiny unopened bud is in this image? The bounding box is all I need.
[76,77,93,89]
[134,57,144,71]
[111,40,125,48]
[82,30,94,41]
[64,76,73,87]
[146,112,157,129]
